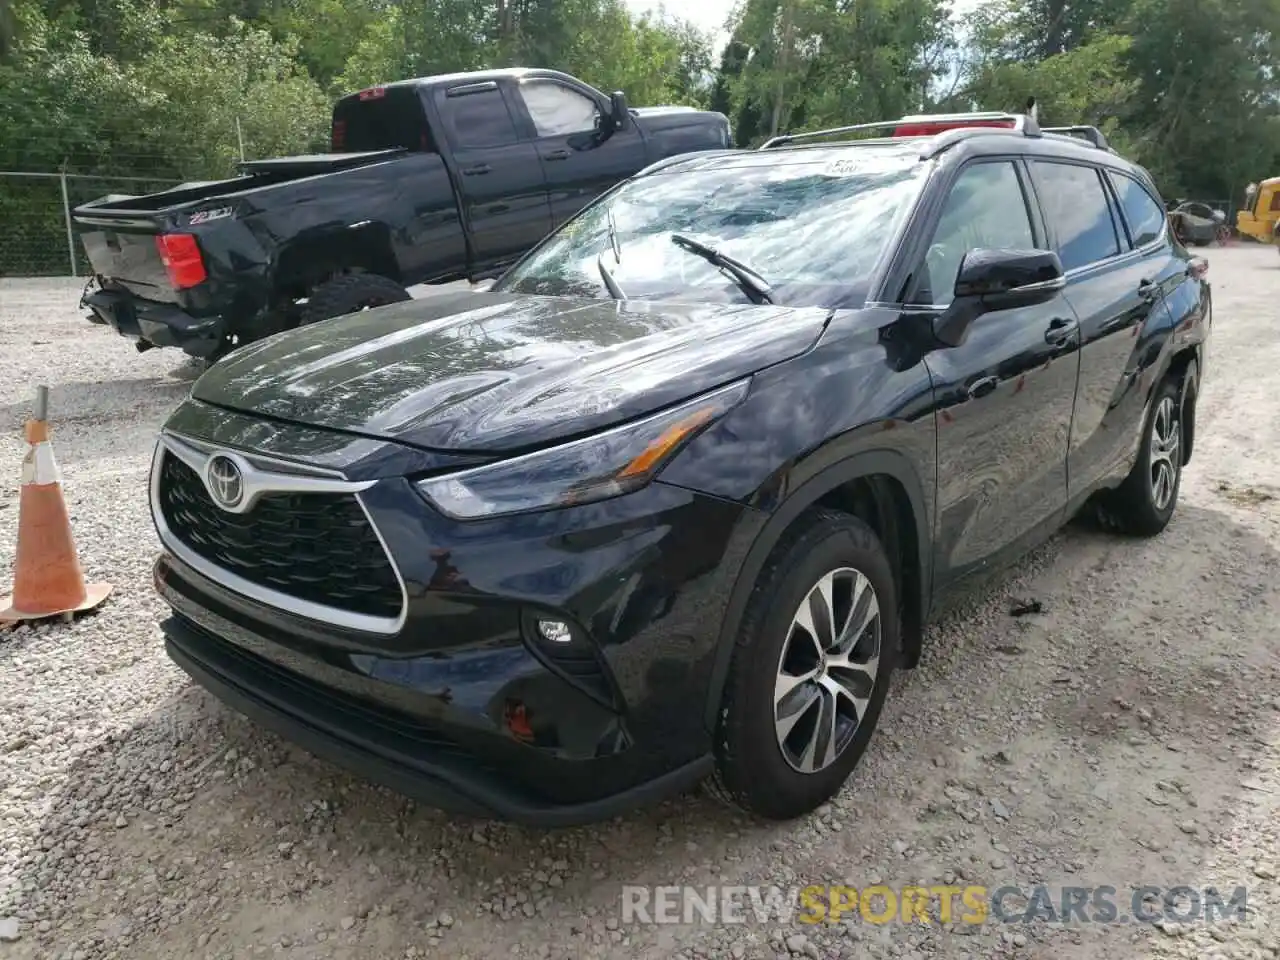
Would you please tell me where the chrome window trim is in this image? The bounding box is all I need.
[1007,276,1067,294]
[150,431,409,636]
[866,275,1066,312]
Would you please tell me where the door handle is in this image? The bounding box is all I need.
[966,376,999,400]
[462,164,491,176]
[1138,277,1158,300]
[1044,317,1076,345]
[543,149,570,161]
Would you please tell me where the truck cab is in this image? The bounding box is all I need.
[74,68,731,362]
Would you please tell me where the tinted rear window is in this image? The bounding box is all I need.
[1108,172,1167,248]
[332,88,433,153]
[1031,161,1121,271]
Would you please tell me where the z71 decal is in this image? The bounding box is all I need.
[188,207,234,225]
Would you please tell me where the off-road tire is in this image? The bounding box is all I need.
[707,509,900,820]
[300,273,411,326]
[1097,371,1185,536]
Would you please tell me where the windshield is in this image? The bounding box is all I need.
[494,149,929,309]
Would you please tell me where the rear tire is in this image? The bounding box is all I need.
[708,509,899,820]
[1097,372,1184,536]
[300,273,411,326]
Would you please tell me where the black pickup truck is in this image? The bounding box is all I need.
[74,68,731,361]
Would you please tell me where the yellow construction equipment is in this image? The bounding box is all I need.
[1236,177,1280,247]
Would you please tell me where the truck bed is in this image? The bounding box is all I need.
[74,150,457,308]
[73,149,405,219]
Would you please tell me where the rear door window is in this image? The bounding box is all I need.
[331,88,431,153]
[437,85,522,150]
[1107,172,1167,248]
[1031,161,1121,271]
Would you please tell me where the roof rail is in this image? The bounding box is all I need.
[1041,125,1113,152]
[758,111,1040,150]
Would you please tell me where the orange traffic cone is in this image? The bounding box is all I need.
[1,386,112,627]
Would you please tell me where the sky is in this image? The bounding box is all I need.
[623,0,986,54]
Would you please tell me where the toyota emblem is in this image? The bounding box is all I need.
[206,455,244,510]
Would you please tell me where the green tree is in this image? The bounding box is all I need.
[128,18,331,177]
[718,0,954,142]
[961,32,1138,131]
[1121,0,1280,198]
[959,0,1280,200]
[0,0,19,58]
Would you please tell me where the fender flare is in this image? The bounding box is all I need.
[271,221,400,293]
[1179,353,1199,465]
[701,448,934,731]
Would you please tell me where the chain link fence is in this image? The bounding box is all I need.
[0,172,185,279]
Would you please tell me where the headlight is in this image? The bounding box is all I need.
[416,379,749,520]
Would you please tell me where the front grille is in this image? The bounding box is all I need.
[158,453,402,621]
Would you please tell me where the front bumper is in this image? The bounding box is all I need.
[150,424,758,824]
[161,604,712,826]
[83,287,227,357]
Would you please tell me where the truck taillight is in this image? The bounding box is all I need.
[155,233,207,289]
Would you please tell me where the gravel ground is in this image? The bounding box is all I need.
[1,248,1278,960]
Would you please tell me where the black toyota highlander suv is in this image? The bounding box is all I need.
[150,110,1211,826]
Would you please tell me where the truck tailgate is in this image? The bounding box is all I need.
[77,216,175,303]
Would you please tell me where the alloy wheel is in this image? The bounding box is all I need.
[1149,395,1181,511]
[774,567,881,774]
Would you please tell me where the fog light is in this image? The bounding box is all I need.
[537,619,572,643]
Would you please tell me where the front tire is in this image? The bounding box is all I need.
[709,509,899,820]
[1098,372,1184,536]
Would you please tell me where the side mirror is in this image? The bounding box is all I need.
[472,279,495,292]
[609,91,631,133]
[935,248,1065,347]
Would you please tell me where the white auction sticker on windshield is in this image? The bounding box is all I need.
[823,159,869,177]
[819,150,916,178]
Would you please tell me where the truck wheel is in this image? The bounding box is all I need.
[300,274,411,326]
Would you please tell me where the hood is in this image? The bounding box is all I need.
[191,291,829,454]
[631,106,703,116]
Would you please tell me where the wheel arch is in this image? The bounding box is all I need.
[271,222,401,300]
[702,449,934,732]
[1169,349,1199,465]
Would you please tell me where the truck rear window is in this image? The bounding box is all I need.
[331,87,435,154]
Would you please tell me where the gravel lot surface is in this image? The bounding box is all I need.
[1,248,1278,960]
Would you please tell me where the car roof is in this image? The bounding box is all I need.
[638,127,1150,184]
[637,138,927,176]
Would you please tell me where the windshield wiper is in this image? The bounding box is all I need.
[670,233,773,304]
[605,205,622,264]
[597,251,627,300]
